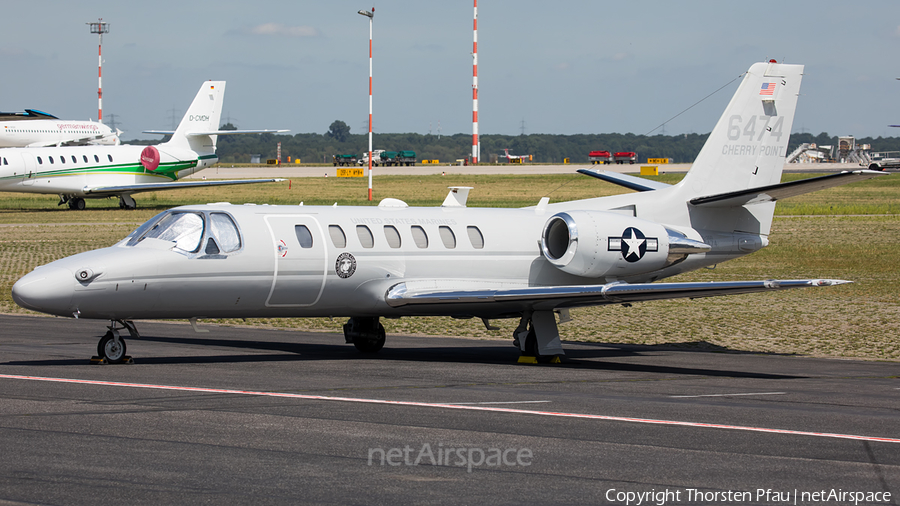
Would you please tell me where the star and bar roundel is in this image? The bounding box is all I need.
[608,227,658,263]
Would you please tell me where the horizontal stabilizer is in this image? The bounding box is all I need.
[85,178,285,196]
[386,279,850,310]
[577,169,671,192]
[690,170,887,207]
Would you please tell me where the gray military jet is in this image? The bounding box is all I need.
[12,61,887,363]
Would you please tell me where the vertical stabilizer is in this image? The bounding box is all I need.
[164,81,226,153]
[676,62,803,198]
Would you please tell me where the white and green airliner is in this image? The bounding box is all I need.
[0,81,285,210]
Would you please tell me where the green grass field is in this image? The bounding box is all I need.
[1,171,898,360]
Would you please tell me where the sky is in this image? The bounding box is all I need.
[3,1,899,140]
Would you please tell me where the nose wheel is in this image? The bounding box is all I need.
[98,330,127,363]
[93,320,139,364]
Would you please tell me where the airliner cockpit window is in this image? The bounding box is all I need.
[136,212,205,253]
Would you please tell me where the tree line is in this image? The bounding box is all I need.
[128,121,900,164]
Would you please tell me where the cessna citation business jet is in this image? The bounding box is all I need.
[0,109,120,147]
[12,61,888,363]
[0,81,285,210]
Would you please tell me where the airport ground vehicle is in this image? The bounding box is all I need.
[333,154,358,166]
[378,150,417,166]
[358,149,385,166]
[357,150,416,166]
[866,151,900,171]
[614,152,637,164]
[589,151,613,164]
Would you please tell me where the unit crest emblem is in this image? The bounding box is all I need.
[335,252,357,278]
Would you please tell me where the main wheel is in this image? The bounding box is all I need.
[353,324,386,353]
[72,198,86,210]
[98,331,127,363]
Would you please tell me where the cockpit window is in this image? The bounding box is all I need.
[137,212,205,252]
[124,211,168,246]
[210,213,241,252]
[124,210,242,257]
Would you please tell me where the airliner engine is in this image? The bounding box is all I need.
[540,211,708,279]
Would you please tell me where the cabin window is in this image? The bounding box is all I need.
[83,155,89,163]
[94,155,99,163]
[356,225,374,248]
[71,156,77,163]
[295,225,313,248]
[138,212,204,253]
[108,154,113,162]
[383,225,401,248]
[48,156,54,164]
[37,156,42,165]
[438,226,456,249]
[329,225,346,248]
[467,226,484,249]
[210,213,241,252]
[59,156,65,164]
[2,158,6,165]
[410,226,428,248]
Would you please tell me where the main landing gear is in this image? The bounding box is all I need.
[117,195,137,210]
[94,320,140,364]
[58,196,86,210]
[343,317,386,353]
[512,311,565,364]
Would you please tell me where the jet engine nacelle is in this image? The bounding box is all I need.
[139,146,203,174]
[541,211,670,278]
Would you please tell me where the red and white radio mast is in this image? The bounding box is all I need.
[472,0,479,164]
[358,7,375,200]
[87,18,109,123]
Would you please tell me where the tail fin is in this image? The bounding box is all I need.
[165,81,226,153]
[676,62,803,198]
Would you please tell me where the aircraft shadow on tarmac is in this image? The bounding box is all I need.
[5,332,805,380]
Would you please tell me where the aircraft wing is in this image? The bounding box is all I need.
[143,129,288,136]
[690,170,886,207]
[386,279,849,311]
[84,178,285,196]
[59,134,112,147]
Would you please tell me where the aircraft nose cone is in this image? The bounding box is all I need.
[12,266,75,315]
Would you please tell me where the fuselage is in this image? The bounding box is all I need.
[11,199,752,322]
[0,144,212,198]
[0,119,118,147]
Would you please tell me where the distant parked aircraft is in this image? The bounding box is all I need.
[0,109,120,147]
[0,81,287,210]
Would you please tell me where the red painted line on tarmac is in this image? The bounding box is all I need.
[2,373,898,444]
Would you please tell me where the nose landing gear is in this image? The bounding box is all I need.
[92,320,140,364]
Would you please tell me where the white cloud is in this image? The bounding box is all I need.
[250,23,319,37]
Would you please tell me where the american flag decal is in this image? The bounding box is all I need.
[759,83,775,96]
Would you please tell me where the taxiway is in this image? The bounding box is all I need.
[0,314,897,504]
